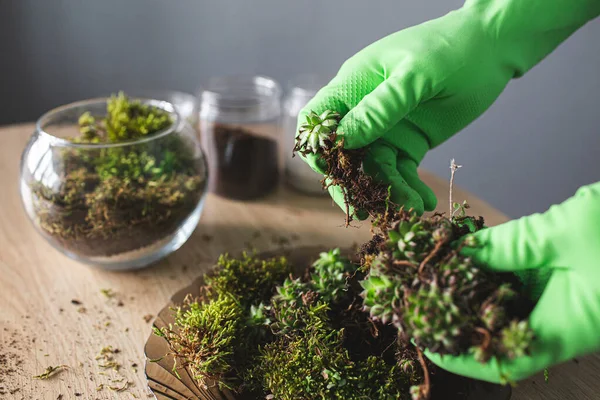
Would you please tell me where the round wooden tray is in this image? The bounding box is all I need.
[144,246,512,400]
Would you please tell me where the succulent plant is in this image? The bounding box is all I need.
[360,261,404,325]
[480,303,507,333]
[270,278,314,335]
[500,320,535,360]
[310,248,354,304]
[296,110,340,153]
[478,283,517,331]
[438,255,483,295]
[388,214,435,263]
[410,384,425,400]
[403,282,468,354]
[273,277,309,307]
[248,303,271,327]
[469,344,490,364]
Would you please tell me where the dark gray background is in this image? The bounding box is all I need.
[1,0,598,218]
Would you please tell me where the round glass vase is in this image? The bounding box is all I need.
[20,98,209,270]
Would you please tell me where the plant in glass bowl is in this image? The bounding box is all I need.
[20,92,208,270]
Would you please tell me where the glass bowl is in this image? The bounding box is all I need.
[19,97,209,270]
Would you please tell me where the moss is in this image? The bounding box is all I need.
[156,294,244,390]
[158,251,420,398]
[206,252,291,307]
[248,302,409,399]
[75,91,172,144]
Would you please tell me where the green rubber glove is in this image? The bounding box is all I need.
[425,182,600,384]
[298,0,599,217]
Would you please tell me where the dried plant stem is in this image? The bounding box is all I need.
[416,347,431,400]
[32,365,69,380]
[475,327,492,351]
[449,159,462,218]
[418,239,445,275]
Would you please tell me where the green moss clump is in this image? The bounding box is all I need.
[30,92,206,257]
[250,310,408,399]
[157,250,430,398]
[157,294,243,388]
[76,91,172,143]
[157,253,293,392]
[248,301,411,400]
[206,252,292,307]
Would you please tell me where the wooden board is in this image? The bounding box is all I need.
[0,123,597,399]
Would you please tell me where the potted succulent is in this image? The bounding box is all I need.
[147,111,535,399]
[20,92,208,269]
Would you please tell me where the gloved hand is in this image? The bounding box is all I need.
[298,0,599,217]
[425,182,600,384]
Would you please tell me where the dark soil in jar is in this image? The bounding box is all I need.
[30,152,207,258]
[204,124,279,200]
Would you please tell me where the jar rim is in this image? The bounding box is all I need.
[287,74,328,97]
[35,97,182,149]
[200,75,282,107]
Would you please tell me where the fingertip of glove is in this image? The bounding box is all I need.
[421,189,438,212]
[299,152,328,175]
[392,192,424,216]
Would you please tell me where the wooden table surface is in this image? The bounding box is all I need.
[0,123,597,400]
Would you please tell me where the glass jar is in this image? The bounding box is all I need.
[20,97,209,270]
[200,75,282,200]
[283,75,328,195]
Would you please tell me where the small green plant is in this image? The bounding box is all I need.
[296,110,340,154]
[310,248,354,303]
[30,92,206,257]
[158,250,427,398]
[294,109,393,226]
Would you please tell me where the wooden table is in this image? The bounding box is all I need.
[0,123,597,400]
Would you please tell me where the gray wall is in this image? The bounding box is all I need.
[1,0,598,218]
